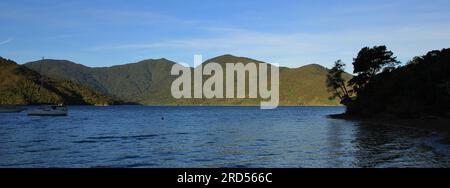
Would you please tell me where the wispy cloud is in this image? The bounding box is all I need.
[88,22,450,69]
[3,0,449,68]
[46,34,75,40]
[0,38,13,45]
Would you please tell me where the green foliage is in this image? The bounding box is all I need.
[342,48,450,118]
[349,46,400,94]
[326,60,350,103]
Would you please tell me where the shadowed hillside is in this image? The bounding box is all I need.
[0,57,117,105]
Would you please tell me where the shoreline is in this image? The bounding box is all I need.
[328,113,450,144]
[9,104,345,107]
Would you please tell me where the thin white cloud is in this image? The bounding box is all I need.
[0,38,13,45]
[46,34,75,40]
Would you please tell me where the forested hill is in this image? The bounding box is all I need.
[25,54,352,106]
[0,57,117,105]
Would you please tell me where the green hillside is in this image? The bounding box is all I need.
[280,64,352,105]
[0,57,117,105]
[25,55,352,106]
[26,58,177,103]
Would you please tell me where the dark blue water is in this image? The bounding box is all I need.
[1,106,449,167]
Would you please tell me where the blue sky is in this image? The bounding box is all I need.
[1,0,450,70]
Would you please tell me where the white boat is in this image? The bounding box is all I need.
[0,106,25,113]
[27,105,68,116]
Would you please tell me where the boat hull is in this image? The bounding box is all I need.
[26,105,68,116]
[27,113,67,116]
[27,110,68,116]
[0,108,25,113]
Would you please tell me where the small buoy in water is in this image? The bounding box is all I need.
[161,116,164,120]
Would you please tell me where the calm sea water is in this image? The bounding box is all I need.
[0,106,449,168]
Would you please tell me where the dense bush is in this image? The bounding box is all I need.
[330,47,450,118]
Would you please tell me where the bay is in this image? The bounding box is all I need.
[0,106,449,168]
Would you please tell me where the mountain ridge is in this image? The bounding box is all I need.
[24,54,352,106]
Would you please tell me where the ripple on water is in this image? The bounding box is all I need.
[73,134,160,144]
[2,106,450,167]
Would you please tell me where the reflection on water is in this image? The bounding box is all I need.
[353,123,449,168]
[0,106,449,167]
